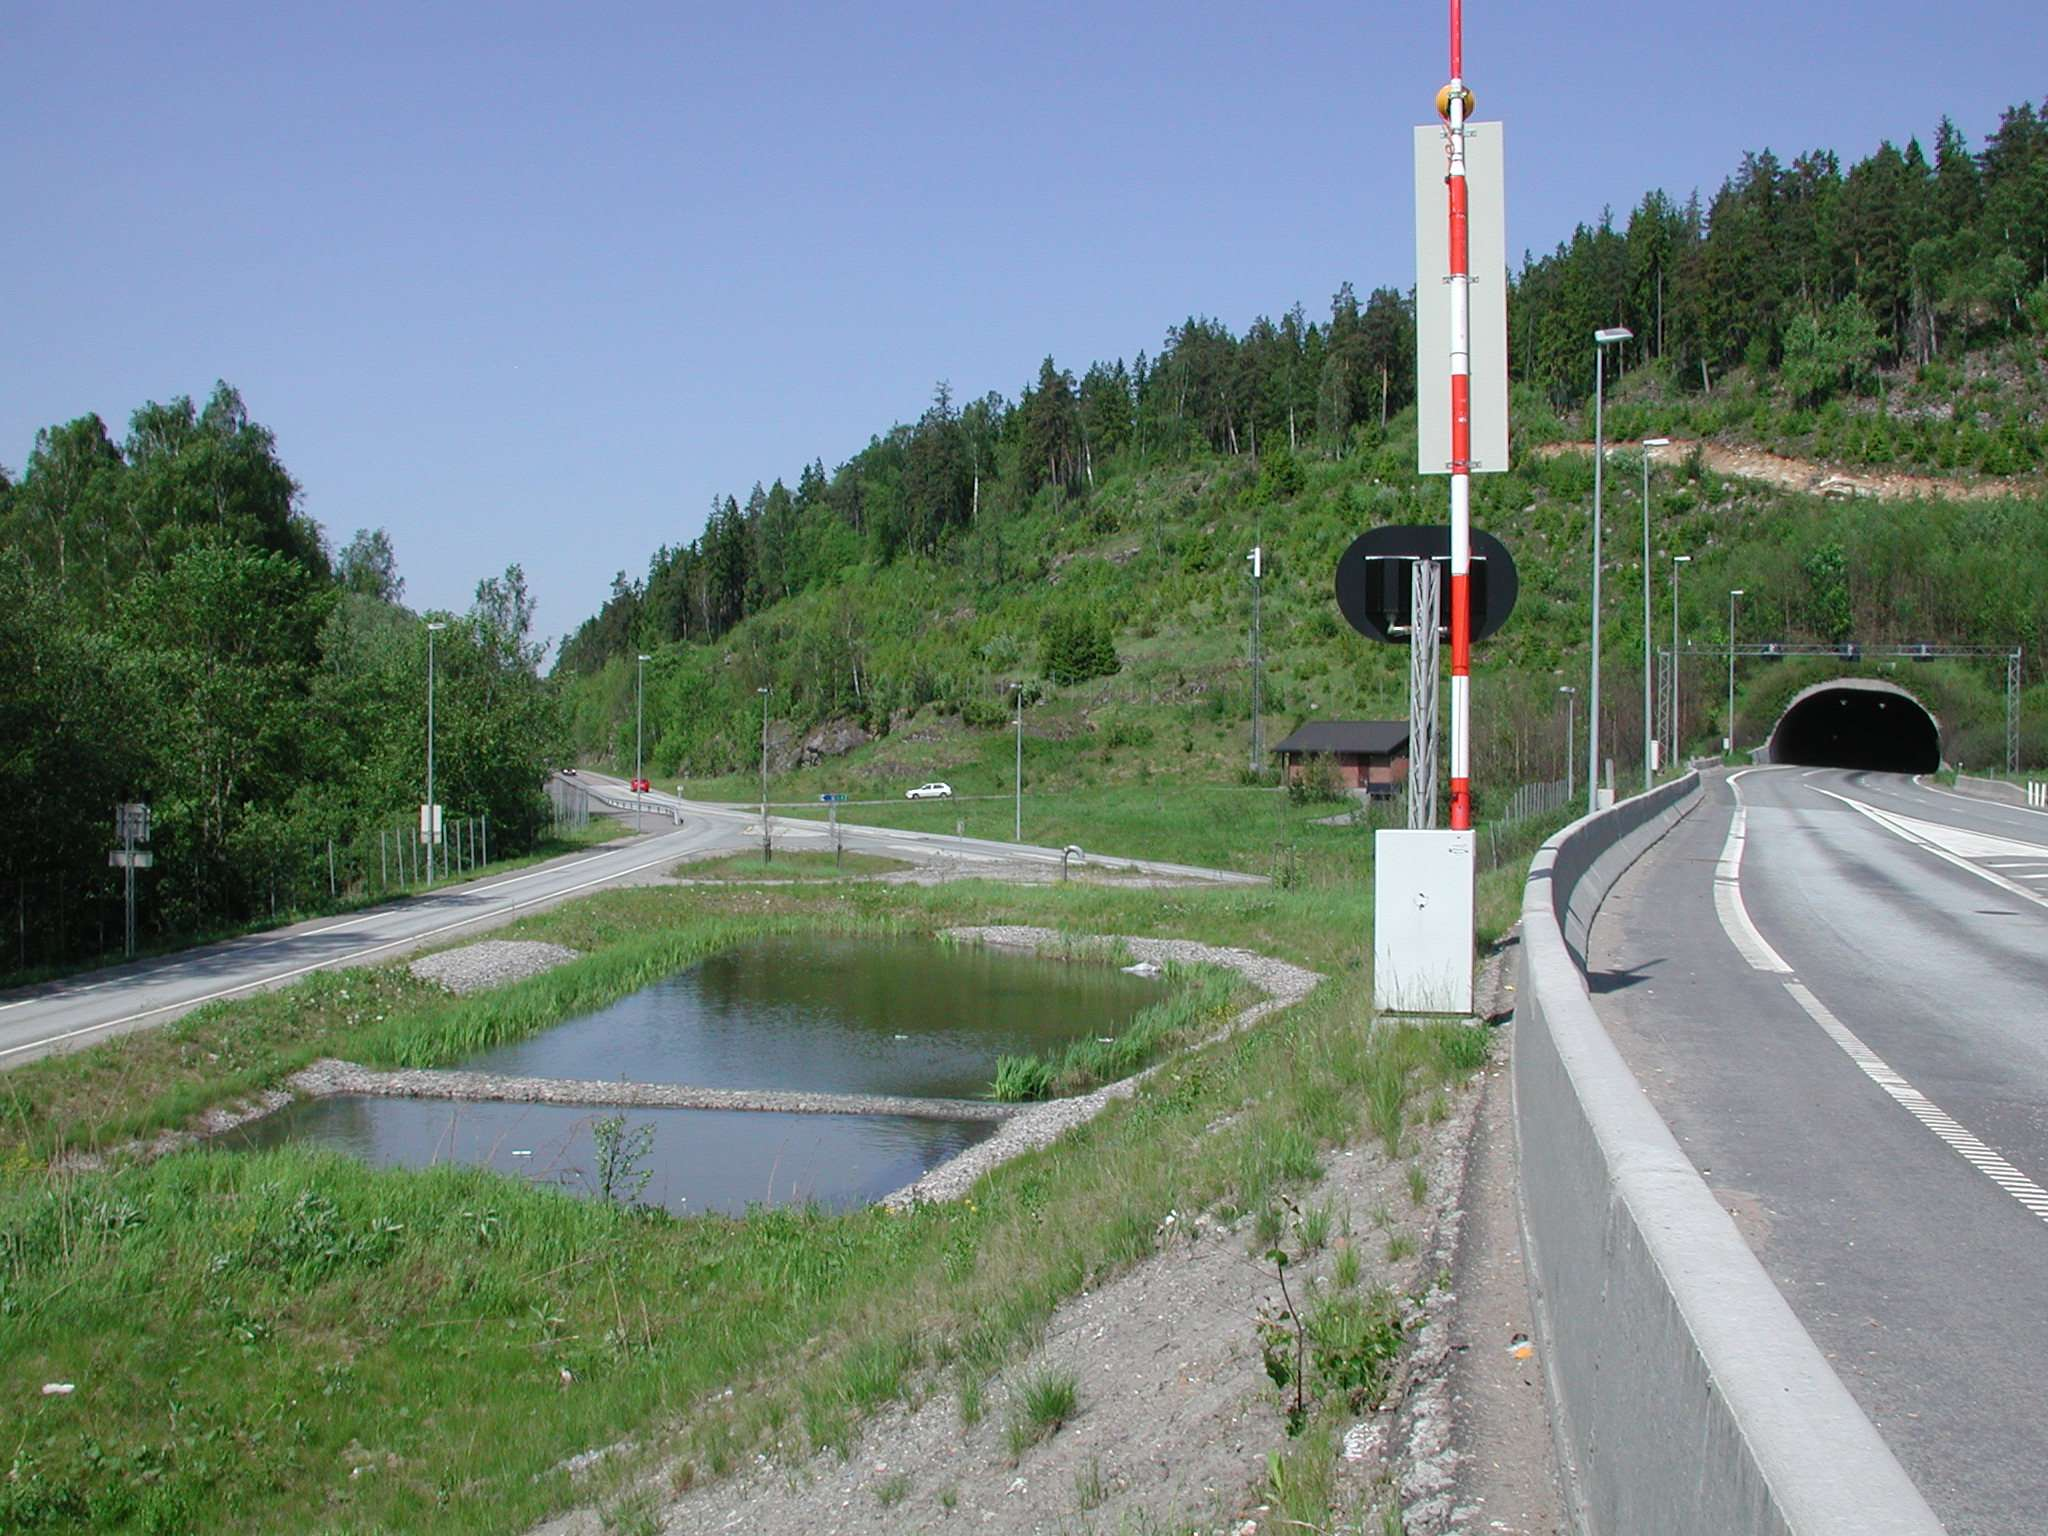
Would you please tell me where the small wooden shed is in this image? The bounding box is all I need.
[1270,720,1411,797]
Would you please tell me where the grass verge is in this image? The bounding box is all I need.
[0,813,1535,1533]
[671,850,912,881]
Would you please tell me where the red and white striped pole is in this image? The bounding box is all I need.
[1444,0,1475,831]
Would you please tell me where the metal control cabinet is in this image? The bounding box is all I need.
[1373,828,1475,1015]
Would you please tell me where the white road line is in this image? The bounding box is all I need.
[0,843,627,1014]
[1782,980,2048,1227]
[1812,788,2048,916]
[0,841,694,1063]
[1713,772,1793,973]
[1912,774,2048,820]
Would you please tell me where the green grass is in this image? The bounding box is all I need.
[671,850,912,881]
[986,964,1241,1100]
[0,801,1525,1534]
[1004,1366,1079,1458]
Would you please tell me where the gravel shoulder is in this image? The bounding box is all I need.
[530,947,1519,1536]
[537,1097,1475,1536]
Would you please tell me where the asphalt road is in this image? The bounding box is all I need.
[1589,766,2048,1533]
[1,776,1258,1070]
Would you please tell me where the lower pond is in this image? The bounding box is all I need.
[229,1097,992,1216]
[233,933,1160,1213]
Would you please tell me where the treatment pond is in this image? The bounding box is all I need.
[235,934,1163,1212]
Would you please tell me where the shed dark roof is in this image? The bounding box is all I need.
[1269,720,1410,756]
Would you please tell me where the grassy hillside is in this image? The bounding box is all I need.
[563,352,2048,806]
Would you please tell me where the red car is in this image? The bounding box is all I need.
[630,777,651,793]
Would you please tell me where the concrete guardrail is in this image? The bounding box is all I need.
[1515,771,1945,1535]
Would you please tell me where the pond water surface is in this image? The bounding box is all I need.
[232,934,1157,1212]
[229,1097,992,1215]
[465,932,1159,1100]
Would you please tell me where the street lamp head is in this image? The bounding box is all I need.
[1730,588,1745,598]
[756,686,769,696]
[1673,555,1692,565]
[1559,685,1576,695]
[1594,326,1634,345]
[637,653,651,663]
[425,621,447,633]
[1643,436,1671,449]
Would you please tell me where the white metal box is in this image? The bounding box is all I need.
[1373,828,1476,1015]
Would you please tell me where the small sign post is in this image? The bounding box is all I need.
[112,802,151,960]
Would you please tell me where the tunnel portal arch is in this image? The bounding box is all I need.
[1765,678,1942,773]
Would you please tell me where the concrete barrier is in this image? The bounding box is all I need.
[1515,772,1945,1536]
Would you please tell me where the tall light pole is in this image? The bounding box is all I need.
[425,621,447,884]
[757,685,771,862]
[1559,686,1577,804]
[1640,437,1670,789]
[1011,682,1024,842]
[636,652,651,827]
[1247,544,1264,776]
[1727,589,1745,755]
[1589,326,1632,813]
[1670,555,1691,763]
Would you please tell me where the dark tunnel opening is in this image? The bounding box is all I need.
[1770,685,1941,773]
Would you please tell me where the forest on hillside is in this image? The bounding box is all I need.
[557,102,2048,677]
[0,385,564,975]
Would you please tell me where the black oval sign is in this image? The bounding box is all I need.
[1334,525,1518,644]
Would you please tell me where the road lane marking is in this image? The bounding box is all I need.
[1782,980,2048,1227]
[1713,772,1793,973]
[0,839,700,1064]
[1812,789,2048,916]
[0,843,635,1014]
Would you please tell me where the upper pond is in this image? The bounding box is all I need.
[464,932,1161,1101]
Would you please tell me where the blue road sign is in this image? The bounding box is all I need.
[820,793,848,802]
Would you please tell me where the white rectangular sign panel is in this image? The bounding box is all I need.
[1415,122,1509,475]
[1372,828,1475,1015]
[419,803,443,845]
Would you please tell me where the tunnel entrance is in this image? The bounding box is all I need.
[1768,679,1941,773]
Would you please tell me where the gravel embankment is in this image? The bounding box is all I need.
[409,939,582,994]
[285,1059,1016,1123]
[882,927,1323,1207]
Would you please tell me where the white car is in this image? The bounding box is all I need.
[906,782,954,800]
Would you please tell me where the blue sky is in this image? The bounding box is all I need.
[3,0,2042,652]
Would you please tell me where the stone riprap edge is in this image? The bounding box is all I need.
[287,1059,1016,1124]
[1516,772,1944,1536]
[882,928,1322,1208]
[409,939,583,995]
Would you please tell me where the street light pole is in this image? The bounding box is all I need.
[1590,327,1632,813]
[757,685,771,862]
[1641,437,1670,789]
[425,621,446,884]
[1012,682,1024,842]
[1727,589,1745,755]
[1671,555,1691,763]
[1247,544,1263,776]
[1559,685,1577,804]
[636,653,651,827]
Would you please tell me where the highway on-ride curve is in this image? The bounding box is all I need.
[0,776,1258,1070]
[1589,767,2048,1534]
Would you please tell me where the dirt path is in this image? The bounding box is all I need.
[1534,438,2037,503]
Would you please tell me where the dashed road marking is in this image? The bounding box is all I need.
[1783,980,2048,1227]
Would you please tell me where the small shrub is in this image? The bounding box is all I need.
[1005,1367,1079,1457]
